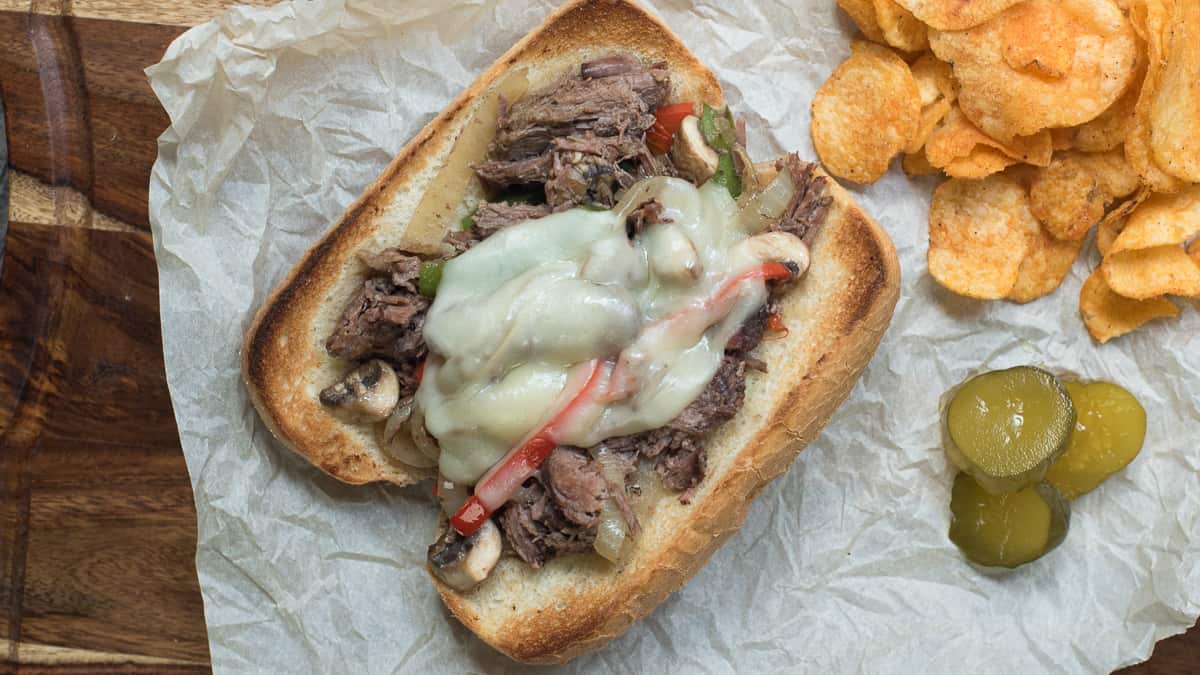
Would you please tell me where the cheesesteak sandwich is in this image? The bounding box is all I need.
[243,0,900,664]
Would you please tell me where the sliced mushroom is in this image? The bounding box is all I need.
[428,519,502,592]
[733,231,811,278]
[646,224,702,284]
[671,115,720,184]
[318,359,400,422]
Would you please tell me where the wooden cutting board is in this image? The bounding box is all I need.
[0,1,1194,672]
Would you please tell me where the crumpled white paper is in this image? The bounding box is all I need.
[147,1,1200,672]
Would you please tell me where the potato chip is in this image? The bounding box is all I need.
[929,0,1140,142]
[1051,127,1076,151]
[1096,215,1126,258]
[1126,0,1185,193]
[1077,148,1141,199]
[839,0,887,43]
[909,53,957,107]
[812,41,921,183]
[925,106,1053,169]
[1080,268,1179,343]
[903,148,941,176]
[928,175,1040,299]
[1000,1,1077,78]
[1109,186,1200,255]
[907,97,953,154]
[1189,238,1200,267]
[1070,57,1143,152]
[1096,189,1151,256]
[1007,223,1085,303]
[894,0,1025,31]
[942,147,1018,179]
[1149,1,1200,182]
[1103,245,1200,299]
[874,0,929,52]
[1029,154,1107,241]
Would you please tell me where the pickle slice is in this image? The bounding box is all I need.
[945,366,1075,494]
[949,473,1070,569]
[1045,381,1147,500]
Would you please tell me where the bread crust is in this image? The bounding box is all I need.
[242,0,901,664]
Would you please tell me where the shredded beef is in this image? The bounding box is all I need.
[726,301,774,355]
[625,198,666,237]
[326,276,429,364]
[477,53,672,210]
[472,202,552,237]
[775,155,833,247]
[668,356,747,436]
[497,464,602,569]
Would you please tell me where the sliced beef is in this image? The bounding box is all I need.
[725,301,773,355]
[775,155,833,247]
[668,356,747,436]
[357,248,423,293]
[543,447,608,526]
[477,53,671,210]
[496,452,606,568]
[474,153,552,186]
[472,202,552,238]
[655,435,707,493]
[326,277,429,365]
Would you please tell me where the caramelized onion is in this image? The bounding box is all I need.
[379,398,436,469]
[737,168,796,233]
[593,499,628,563]
[409,402,441,463]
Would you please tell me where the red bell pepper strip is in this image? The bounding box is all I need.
[450,359,606,536]
[646,102,696,156]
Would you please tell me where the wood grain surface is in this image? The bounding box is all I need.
[0,1,1195,673]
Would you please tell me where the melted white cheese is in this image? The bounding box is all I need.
[417,178,770,485]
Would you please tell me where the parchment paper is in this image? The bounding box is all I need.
[146,1,1200,672]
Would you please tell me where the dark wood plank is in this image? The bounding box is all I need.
[1120,630,1200,674]
[0,221,209,666]
[0,11,184,229]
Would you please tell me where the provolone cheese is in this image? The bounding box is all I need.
[418,177,772,485]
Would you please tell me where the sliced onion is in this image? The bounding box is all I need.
[593,498,627,563]
[379,398,436,469]
[737,168,796,233]
[409,402,441,462]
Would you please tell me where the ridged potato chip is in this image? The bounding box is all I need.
[1103,245,1200,299]
[925,106,1053,171]
[874,0,929,52]
[812,41,921,183]
[1126,0,1184,193]
[1189,239,1200,267]
[894,0,1025,31]
[1080,268,1179,343]
[1109,186,1200,255]
[929,0,1140,142]
[1051,128,1077,152]
[1008,223,1085,303]
[839,0,887,43]
[1149,1,1200,182]
[928,175,1040,299]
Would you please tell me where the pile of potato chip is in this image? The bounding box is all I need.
[813,0,1200,343]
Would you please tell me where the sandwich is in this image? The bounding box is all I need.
[242,0,900,664]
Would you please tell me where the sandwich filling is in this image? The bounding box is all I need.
[318,53,832,587]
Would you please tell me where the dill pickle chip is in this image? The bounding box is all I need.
[1045,381,1147,500]
[945,366,1075,494]
[949,473,1070,569]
